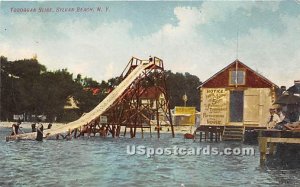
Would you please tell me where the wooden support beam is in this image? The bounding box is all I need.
[156,99,160,139]
[258,135,300,165]
[123,126,127,137]
[130,127,133,138]
[258,137,268,165]
[74,128,78,138]
[133,127,136,138]
[116,125,121,137]
[269,143,276,155]
[266,137,300,144]
[200,132,202,142]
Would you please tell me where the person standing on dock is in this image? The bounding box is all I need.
[267,108,280,129]
[36,119,44,141]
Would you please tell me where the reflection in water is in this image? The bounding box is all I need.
[265,144,300,170]
[0,128,300,186]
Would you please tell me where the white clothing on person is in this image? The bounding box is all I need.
[267,113,280,129]
[277,111,286,122]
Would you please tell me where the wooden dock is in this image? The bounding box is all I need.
[194,125,267,142]
[194,126,224,142]
[258,129,300,165]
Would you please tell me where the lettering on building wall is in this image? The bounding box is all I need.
[202,88,227,125]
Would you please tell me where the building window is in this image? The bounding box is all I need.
[230,70,245,85]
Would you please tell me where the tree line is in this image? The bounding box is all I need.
[0,56,201,122]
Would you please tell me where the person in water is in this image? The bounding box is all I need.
[11,122,20,135]
[31,123,36,132]
[36,119,44,141]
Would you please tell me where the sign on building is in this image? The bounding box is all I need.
[201,88,227,125]
[100,116,108,124]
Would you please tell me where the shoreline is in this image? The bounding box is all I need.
[0,121,66,129]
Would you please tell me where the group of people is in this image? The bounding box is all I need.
[267,106,300,130]
[31,122,52,132]
[11,119,53,141]
[80,123,110,138]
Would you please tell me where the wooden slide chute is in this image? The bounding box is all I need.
[6,57,174,141]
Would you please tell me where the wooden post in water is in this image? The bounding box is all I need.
[133,127,137,138]
[74,128,78,138]
[116,125,121,137]
[123,126,127,137]
[258,137,268,165]
[149,124,152,138]
[269,143,276,155]
[130,127,134,138]
[156,99,160,139]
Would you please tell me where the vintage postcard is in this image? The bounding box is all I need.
[1,1,300,186]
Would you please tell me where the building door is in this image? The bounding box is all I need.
[230,91,244,122]
[244,89,260,125]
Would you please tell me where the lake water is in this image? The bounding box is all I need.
[1,127,300,186]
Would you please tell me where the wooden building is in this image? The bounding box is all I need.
[199,60,278,128]
[173,106,196,126]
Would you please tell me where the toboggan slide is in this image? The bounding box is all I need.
[6,62,155,141]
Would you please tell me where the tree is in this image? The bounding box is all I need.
[166,71,201,110]
[39,69,79,121]
[0,57,47,120]
[0,56,202,122]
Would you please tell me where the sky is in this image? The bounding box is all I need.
[0,1,300,87]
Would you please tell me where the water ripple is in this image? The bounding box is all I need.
[1,130,300,186]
